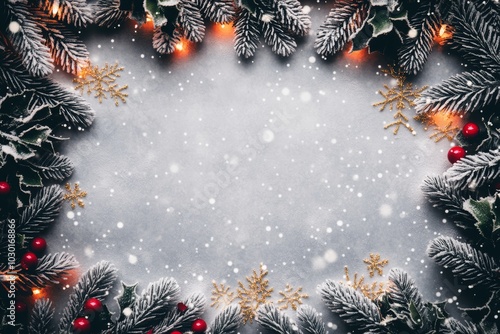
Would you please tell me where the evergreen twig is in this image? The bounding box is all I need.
[19,252,78,290]
[444,149,500,190]
[209,304,242,334]
[427,236,500,290]
[297,305,326,334]
[59,261,117,333]
[29,298,54,334]
[152,293,206,333]
[257,303,301,334]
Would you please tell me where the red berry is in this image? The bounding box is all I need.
[73,317,91,333]
[84,298,103,313]
[0,181,11,195]
[495,182,500,191]
[191,319,207,333]
[145,330,154,334]
[21,252,38,271]
[30,237,47,254]
[448,146,466,164]
[177,302,188,313]
[15,301,27,314]
[462,122,480,139]
[170,331,182,334]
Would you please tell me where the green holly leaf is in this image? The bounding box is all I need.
[370,0,398,12]
[115,282,138,321]
[16,234,26,249]
[464,198,495,239]
[409,301,423,329]
[144,0,168,26]
[351,23,374,51]
[492,195,500,232]
[2,142,35,161]
[19,125,51,146]
[17,168,43,188]
[368,7,394,37]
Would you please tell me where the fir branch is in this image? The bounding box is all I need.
[262,18,297,57]
[444,318,481,334]
[444,149,500,190]
[19,252,78,290]
[38,18,89,75]
[209,304,242,334]
[1,2,53,77]
[234,9,260,58]
[472,0,500,30]
[179,0,205,43]
[314,0,371,57]
[387,268,427,327]
[398,1,441,75]
[114,277,181,334]
[427,236,500,290]
[273,0,311,36]
[0,54,95,128]
[34,0,93,28]
[198,0,235,23]
[152,27,182,54]
[297,305,326,334]
[257,303,301,334]
[414,70,500,114]
[93,0,130,28]
[26,153,74,181]
[17,185,64,239]
[421,175,476,227]
[59,261,117,333]
[319,279,388,333]
[449,0,500,73]
[29,298,54,334]
[153,292,205,333]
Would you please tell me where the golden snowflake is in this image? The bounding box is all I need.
[277,284,308,310]
[374,66,427,135]
[343,266,386,301]
[63,183,87,209]
[74,63,128,106]
[363,253,389,277]
[211,281,236,309]
[414,112,461,143]
[237,264,274,324]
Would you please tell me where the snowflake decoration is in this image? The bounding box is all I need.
[374,66,427,135]
[414,113,460,143]
[237,264,274,324]
[429,122,460,142]
[211,281,236,309]
[63,183,87,209]
[74,63,128,106]
[344,266,386,301]
[363,253,389,277]
[277,284,308,310]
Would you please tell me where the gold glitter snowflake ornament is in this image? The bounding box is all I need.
[277,284,308,310]
[237,264,274,324]
[63,183,87,209]
[74,63,128,106]
[363,253,389,277]
[374,66,427,135]
[211,282,236,309]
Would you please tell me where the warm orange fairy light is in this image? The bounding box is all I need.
[435,24,454,45]
[345,48,368,62]
[432,112,462,128]
[146,14,153,22]
[51,3,59,15]
[175,41,184,51]
[213,23,234,39]
[32,288,42,295]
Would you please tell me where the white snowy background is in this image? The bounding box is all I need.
[48,4,468,332]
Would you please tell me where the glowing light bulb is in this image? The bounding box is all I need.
[32,288,41,295]
[52,0,59,15]
[175,42,184,51]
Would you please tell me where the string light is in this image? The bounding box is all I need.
[175,41,184,51]
[52,0,59,15]
[435,24,454,45]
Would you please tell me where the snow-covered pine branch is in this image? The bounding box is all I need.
[234,8,260,58]
[398,1,441,75]
[209,304,242,334]
[314,0,371,57]
[444,318,482,334]
[27,153,74,182]
[257,303,301,334]
[198,0,235,23]
[427,236,500,290]
[18,252,78,291]
[152,292,206,333]
[179,0,206,43]
[318,279,388,333]
[59,261,117,332]
[444,149,500,191]
[449,0,500,74]
[114,277,181,333]
[421,175,476,228]
[33,0,93,28]
[414,70,500,114]
[297,305,326,334]
[262,18,297,57]
[29,298,54,334]
[93,0,130,28]
[0,1,53,77]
